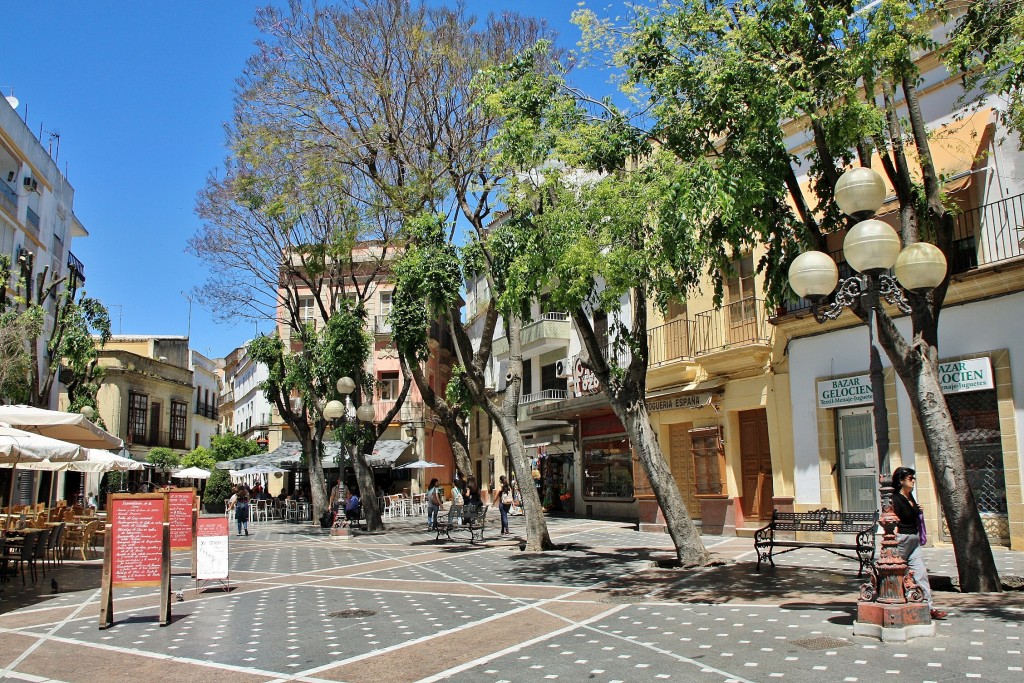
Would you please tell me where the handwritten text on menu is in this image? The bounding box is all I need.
[195,517,229,580]
[110,497,165,586]
[167,489,195,550]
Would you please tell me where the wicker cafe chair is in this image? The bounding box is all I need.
[62,521,95,561]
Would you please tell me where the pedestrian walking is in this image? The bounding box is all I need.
[426,478,443,530]
[497,475,512,534]
[234,489,250,536]
[892,466,946,619]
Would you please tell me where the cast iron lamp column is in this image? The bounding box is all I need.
[788,166,947,639]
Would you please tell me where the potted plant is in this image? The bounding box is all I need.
[202,469,232,514]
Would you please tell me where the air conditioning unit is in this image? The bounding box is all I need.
[554,358,572,378]
[23,177,38,192]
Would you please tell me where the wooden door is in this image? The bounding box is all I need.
[668,423,700,518]
[739,409,773,520]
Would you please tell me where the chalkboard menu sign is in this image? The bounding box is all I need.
[167,488,195,551]
[196,517,229,581]
[110,494,167,586]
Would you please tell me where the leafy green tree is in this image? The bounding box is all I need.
[946,0,1024,144]
[181,446,216,472]
[570,0,1000,590]
[234,0,558,549]
[0,251,110,410]
[209,433,265,463]
[473,43,709,565]
[147,447,180,484]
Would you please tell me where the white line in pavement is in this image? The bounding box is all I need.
[415,604,631,683]
[0,588,101,680]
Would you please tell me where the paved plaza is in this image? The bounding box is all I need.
[0,515,1021,682]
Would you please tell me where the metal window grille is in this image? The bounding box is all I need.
[945,389,1009,544]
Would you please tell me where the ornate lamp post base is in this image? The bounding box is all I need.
[854,603,934,642]
[854,479,934,641]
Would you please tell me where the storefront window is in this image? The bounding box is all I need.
[583,436,633,498]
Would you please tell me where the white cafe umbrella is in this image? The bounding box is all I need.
[0,425,84,510]
[172,466,212,480]
[394,460,444,470]
[0,405,123,449]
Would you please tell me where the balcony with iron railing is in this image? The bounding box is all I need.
[67,251,85,283]
[0,182,17,216]
[777,194,1024,317]
[644,298,773,375]
[195,401,219,420]
[127,429,189,451]
[492,312,571,358]
[518,388,570,424]
[25,206,40,236]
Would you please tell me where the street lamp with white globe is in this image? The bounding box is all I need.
[788,165,947,639]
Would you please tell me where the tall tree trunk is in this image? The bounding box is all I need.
[354,430,384,532]
[308,422,329,524]
[876,311,1001,592]
[485,315,553,551]
[571,297,709,566]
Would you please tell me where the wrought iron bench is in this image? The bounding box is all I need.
[754,508,879,576]
[435,504,488,543]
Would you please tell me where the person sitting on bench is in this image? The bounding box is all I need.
[343,488,361,525]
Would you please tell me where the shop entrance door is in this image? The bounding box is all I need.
[837,406,879,513]
[668,423,700,518]
[739,409,773,520]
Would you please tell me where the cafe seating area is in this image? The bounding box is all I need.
[0,502,107,586]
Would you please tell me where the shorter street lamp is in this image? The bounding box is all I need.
[788,166,947,639]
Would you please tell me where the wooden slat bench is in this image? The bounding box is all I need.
[754,508,879,576]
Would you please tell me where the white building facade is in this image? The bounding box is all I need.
[190,350,220,450]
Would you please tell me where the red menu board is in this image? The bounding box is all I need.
[167,488,195,551]
[110,494,167,587]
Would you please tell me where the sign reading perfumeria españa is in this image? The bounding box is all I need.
[647,392,713,413]
[818,357,994,409]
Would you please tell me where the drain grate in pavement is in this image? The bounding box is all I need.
[791,636,853,650]
[328,608,377,619]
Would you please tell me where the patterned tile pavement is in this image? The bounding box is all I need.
[0,514,1020,682]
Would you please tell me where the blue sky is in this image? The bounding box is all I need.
[3,1,617,361]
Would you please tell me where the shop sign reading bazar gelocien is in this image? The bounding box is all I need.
[817,357,994,409]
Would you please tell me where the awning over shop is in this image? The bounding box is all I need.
[789,107,994,218]
[366,440,413,467]
[646,376,728,401]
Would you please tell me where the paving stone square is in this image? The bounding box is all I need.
[0,516,1020,682]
